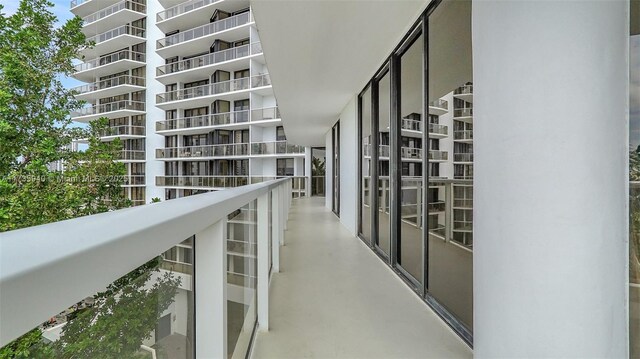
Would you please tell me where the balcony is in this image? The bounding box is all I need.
[454,130,473,142]
[123,174,145,186]
[81,0,146,35]
[156,175,249,188]
[250,141,305,156]
[81,24,145,59]
[156,12,252,59]
[71,100,145,122]
[428,150,449,162]
[71,75,145,101]
[429,123,448,138]
[156,74,271,110]
[453,84,473,103]
[156,106,279,135]
[453,108,473,119]
[73,50,145,83]
[98,125,146,140]
[453,153,474,163]
[156,0,250,33]
[0,181,471,357]
[156,143,249,160]
[401,147,422,161]
[428,98,449,116]
[156,42,263,84]
[117,149,145,161]
[70,0,122,17]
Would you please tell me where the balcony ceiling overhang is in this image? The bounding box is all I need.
[251,0,430,146]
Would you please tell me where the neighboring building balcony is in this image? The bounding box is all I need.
[70,0,121,17]
[156,11,252,59]
[156,42,263,84]
[428,99,448,116]
[454,130,473,142]
[156,74,271,110]
[400,119,448,139]
[71,75,145,101]
[81,24,146,59]
[401,147,422,161]
[156,143,249,160]
[453,84,473,103]
[99,125,146,140]
[156,0,249,32]
[249,176,307,198]
[250,141,305,156]
[453,153,474,163]
[71,100,145,122]
[428,149,449,162]
[117,149,145,161]
[73,50,145,83]
[122,174,145,186]
[155,106,279,135]
[453,107,473,119]
[81,0,146,35]
[429,123,448,138]
[156,175,249,188]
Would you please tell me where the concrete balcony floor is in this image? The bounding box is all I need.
[253,197,472,358]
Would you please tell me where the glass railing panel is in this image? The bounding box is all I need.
[429,98,449,109]
[250,106,279,122]
[72,100,145,117]
[86,25,145,45]
[71,75,145,94]
[0,251,194,358]
[157,0,219,21]
[157,12,250,48]
[83,0,146,25]
[453,108,473,118]
[156,43,259,76]
[157,75,269,104]
[453,130,473,140]
[428,123,448,136]
[99,125,145,137]
[453,153,473,162]
[74,50,145,73]
[226,200,257,359]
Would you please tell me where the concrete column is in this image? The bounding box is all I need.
[472,1,629,357]
[145,0,166,202]
[195,218,227,358]
[257,192,269,331]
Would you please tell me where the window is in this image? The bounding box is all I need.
[277,158,294,176]
[276,126,286,141]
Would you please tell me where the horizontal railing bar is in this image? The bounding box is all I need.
[0,178,290,346]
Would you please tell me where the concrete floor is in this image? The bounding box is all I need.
[252,197,472,359]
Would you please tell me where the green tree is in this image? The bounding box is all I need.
[0,1,181,358]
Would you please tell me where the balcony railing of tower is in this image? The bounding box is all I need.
[0,178,293,359]
[71,100,145,117]
[156,11,251,48]
[85,24,145,45]
[156,42,262,76]
[156,74,271,104]
[155,106,279,131]
[454,84,473,95]
[71,75,145,95]
[82,0,146,25]
[99,125,146,137]
[74,50,146,73]
[156,0,224,21]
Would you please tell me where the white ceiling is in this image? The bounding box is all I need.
[251,0,430,146]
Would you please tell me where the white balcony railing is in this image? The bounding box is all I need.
[74,50,145,73]
[0,178,292,359]
[71,75,145,95]
[156,12,250,48]
[82,0,145,25]
[156,0,221,21]
[85,24,145,45]
[156,74,271,104]
[155,106,279,131]
[156,143,249,159]
[157,42,262,76]
[71,100,145,118]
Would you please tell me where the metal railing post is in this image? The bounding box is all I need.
[195,218,227,359]
[257,192,269,331]
[271,187,281,273]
